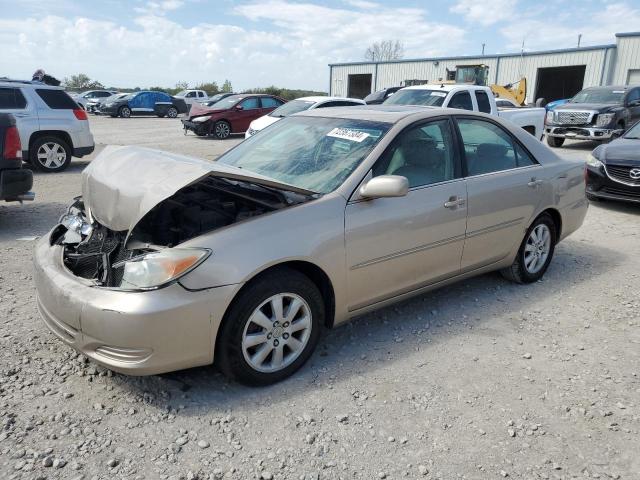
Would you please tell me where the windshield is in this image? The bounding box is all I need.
[217,116,390,193]
[205,94,227,106]
[175,90,189,97]
[209,95,244,109]
[383,89,447,106]
[570,89,625,104]
[624,121,640,139]
[269,100,315,118]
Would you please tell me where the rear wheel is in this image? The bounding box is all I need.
[30,136,72,173]
[166,106,178,118]
[546,136,564,148]
[501,213,556,284]
[217,269,323,385]
[214,120,231,139]
[118,106,131,118]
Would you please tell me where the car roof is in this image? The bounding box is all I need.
[0,79,63,90]
[297,104,467,123]
[583,85,628,91]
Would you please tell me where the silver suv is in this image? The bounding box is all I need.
[0,79,95,172]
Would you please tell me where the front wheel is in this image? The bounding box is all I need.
[216,269,324,385]
[546,136,564,148]
[214,120,231,139]
[30,136,72,173]
[500,213,556,284]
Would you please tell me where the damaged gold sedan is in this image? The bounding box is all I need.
[34,107,588,385]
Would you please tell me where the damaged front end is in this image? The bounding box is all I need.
[52,175,311,290]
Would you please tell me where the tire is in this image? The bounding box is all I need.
[118,106,131,118]
[214,120,231,139]
[500,213,557,284]
[29,136,72,173]
[166,106,178,118]
[216,268,324,386]
[546,136,564,148]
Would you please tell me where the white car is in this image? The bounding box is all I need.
[71,90,117,109]
[245,96,365,138]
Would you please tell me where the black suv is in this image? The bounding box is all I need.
[545,86,640,147]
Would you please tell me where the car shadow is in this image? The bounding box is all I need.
[107,238,622,412]
[589,198,640,214]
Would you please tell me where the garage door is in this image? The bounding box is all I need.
[628,69,640,85]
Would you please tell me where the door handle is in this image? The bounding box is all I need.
[527,178,544,188]
[444,196,466,209]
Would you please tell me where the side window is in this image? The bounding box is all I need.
[457,118,535,175]
[627,88,640,104]
[372,119,458,188]
[316,101,338,108]
[260,97,280,108]
[240,97,260,110]
[448,91,473,111]
[198,91,205,98]
[475,91,491,113]
[186,91,196,98]
[0,88,27,109]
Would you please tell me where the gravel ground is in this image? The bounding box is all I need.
[0,116,639,480]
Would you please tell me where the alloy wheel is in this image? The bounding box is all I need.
[524,224,551,274]
[37,142,67,170]
[215,122,230,139]
[167,107,178,118]
[241,293,312,373]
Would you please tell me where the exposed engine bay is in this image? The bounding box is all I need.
[51,176,311,288]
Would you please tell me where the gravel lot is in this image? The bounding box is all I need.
[1,115,639,480]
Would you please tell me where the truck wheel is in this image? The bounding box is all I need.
[30,136,72,173]
[214,120,231,139]
[118,106,131,118]
[546,136,564,148]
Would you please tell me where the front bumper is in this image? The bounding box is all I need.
[0,168,33,201]
[33,235,238,375]
[181,118,208,134]
[586,165,640,204]
[545,125,623,141]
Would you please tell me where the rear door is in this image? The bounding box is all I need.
[345,118,467,311]
[260,96,283,116]
[0,87,38,156]
[455,116,543,271]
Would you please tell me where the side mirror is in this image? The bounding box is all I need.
[235,105,244,111]
[359,175,409,199]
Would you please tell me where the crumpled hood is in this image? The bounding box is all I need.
[82,145,313,233]
[188,103,228,118]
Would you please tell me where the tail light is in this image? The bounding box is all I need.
[3,126,22,160]
[73,108,88,120]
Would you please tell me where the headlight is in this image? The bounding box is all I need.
[596,113,615,127]
[586,153,603,168]
[192,115,211,123]
[545,111,554,124]
[118,248,210,290]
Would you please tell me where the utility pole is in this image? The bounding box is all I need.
[482,43,485,56]
[577,34,582,48]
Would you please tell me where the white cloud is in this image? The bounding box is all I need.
[450,0,518,26]
[0,1,465,91]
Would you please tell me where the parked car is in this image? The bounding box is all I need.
[245,96,365,138]
[0,113,33,202]
[545,85,640,147]
[545,99,569,111]
[182,94,285,138]
[585,120,640,203]
[384,84,546,139]
[34,106,588,385]
[174,89,209,107]
[98,91,188,118]
[71,90,117,109]
[364,87,402,104]
[0,79,95,172]
[203,93,236,107]
[86,92,127,114]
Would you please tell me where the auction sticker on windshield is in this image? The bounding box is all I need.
[327,128,370,143]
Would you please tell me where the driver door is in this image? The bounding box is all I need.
[345,118,468,312]
[233,97,261,132]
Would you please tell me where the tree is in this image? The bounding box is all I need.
[195,82,220,95]
[221,79,233,93]
[175,81,189,90]
[63,73,104,90]
[364,40,404,62]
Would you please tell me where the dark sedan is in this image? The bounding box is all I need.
[181,94,285,139]
[99,91,188,118]
[586,120,640,204]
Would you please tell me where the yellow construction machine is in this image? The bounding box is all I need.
[454,65,528,106]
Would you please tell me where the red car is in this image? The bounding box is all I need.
[182,94,285,139]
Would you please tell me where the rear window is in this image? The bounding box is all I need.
[0,88,27,109]
[36,89,78,109]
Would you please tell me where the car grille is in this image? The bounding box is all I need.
[556,111,592,125]
[601,186,640,199]
[605,164,640,186]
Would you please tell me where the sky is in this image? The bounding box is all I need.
[1,0,640,92]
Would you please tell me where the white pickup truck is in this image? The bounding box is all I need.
[174,89,208,107]
[384,84,546,139]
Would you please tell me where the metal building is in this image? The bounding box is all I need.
[328,32,640,102]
